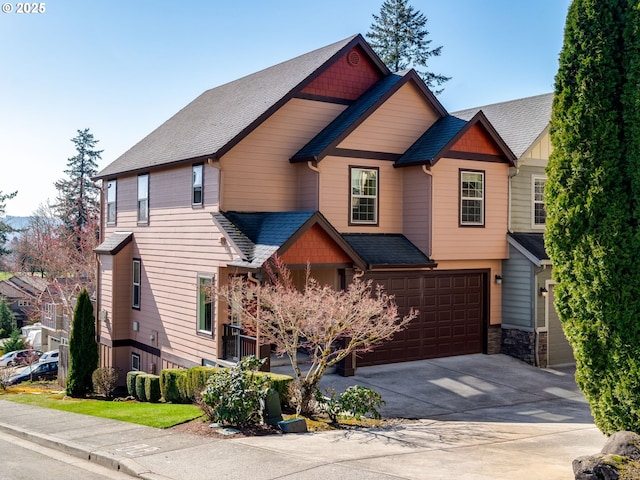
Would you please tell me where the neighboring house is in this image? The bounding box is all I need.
[454,93,572,367]
[93,34,515,379]
[0,274,47,329]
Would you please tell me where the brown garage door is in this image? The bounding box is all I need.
[358,270,486,367]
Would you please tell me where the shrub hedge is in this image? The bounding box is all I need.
[126,371,143,398]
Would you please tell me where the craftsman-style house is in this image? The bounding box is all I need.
[93,34,516,377]
[455,93,573,367]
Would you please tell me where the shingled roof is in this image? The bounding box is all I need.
[291,69,446,163]
[212,211,365,270]
[452,93,553,159]
[508,232,550,266]
[342,233,435,269]
[95,34,387,180]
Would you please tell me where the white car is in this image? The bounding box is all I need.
[0,349,42,367]
[38,350,59,362]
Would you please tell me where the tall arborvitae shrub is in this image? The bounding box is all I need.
[66,289,99,397]
[546,0,640,434]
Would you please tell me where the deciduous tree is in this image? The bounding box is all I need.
[367,0,450,93]
[216,258,416,414]
[545,0,640,434]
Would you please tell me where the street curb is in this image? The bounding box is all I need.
[0,421,151,478]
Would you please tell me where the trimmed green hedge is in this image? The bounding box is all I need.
[126,371,143,398]
[135,374,149,402]
[145,374,161,403]
[160,369,188,403]
[185,366,218,401]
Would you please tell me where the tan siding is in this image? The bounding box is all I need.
[318,156,403,233]
[510,165,547,232]
[338,82,439,154]
[520,129,551,164]
[435,259,503,326]
[221,99,346,211]
[297,163,319,210]
[98,255,114,342]
[402,167,432,256]
[431,159,509,261]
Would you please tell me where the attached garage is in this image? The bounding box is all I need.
[358,270,487,367]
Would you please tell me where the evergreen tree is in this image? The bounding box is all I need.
[367,0,450,93]
[545,0,640,434]
[0,191,18,257]
[54,129,102,243]
[0,298,15,338]
[66,289,99,397]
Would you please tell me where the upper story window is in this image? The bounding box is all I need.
[132,259,141,309]
[192,164,203,206]
[350,167,378,225]
[533,176,547,227]
[460,170,485,226]
[197,275,214,334]
[137,174,149,224]
[106,179,116,224]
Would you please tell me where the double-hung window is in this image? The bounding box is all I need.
[460,170,485,226]
[132,259,141,309]
[197,275,214,334]
[350,167,378,225]
[131,353,140,371]
[532,176,547,228]
[137,174,149,224]
[192,164,203,206]
[106,180,116,224]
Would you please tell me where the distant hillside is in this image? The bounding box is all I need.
[4,216,31,231]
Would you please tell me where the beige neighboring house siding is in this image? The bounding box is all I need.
[437,259,503,326]
[101,163,236,367]
[403,166,432,255]
[510,130,551,232]
[319,156,402,233]
[431,158,509,261]
[337,82,439,153]
[221,98,346,212]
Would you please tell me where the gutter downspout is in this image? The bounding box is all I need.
[247,273,262,367]
[422,165,434,259]
[508,164,520,233]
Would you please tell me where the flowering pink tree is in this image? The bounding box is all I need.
[218,258,417,414]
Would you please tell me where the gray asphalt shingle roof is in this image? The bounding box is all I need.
[94,232,133,255]
[452,93,553,158]
[508,232,549,263]
[95,35,363,179]
[215,211,317,268]
[342,234,434,268]
[396,114,467,166]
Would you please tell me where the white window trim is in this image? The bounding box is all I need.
[131,353,140,371]
[460,170,485,226]
[350,167,378,225]
[197,274,214,334]
[531,175,547,229]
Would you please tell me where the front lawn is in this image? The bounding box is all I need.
[1,386,202,428]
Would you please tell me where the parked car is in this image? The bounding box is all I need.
[3,359,58,386]
[0,349,43,367]
[38,350,58,362]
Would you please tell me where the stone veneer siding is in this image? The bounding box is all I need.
[501,328,548,367]
[487,325,502,355]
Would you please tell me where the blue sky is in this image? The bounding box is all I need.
[0,0,571,216]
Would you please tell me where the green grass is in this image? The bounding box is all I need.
[0,272,13,281]
[2,391,203,428]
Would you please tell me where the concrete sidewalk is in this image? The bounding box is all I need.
[0,354,605,479]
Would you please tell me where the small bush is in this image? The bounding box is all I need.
[160,369,189,403]
[185,366,218,401]
[201,356,269,426]
[126,371,143,398]
[135,374,149,402]
[92,367,121,398]
[145,374,161,403]
[316,385,385,423]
